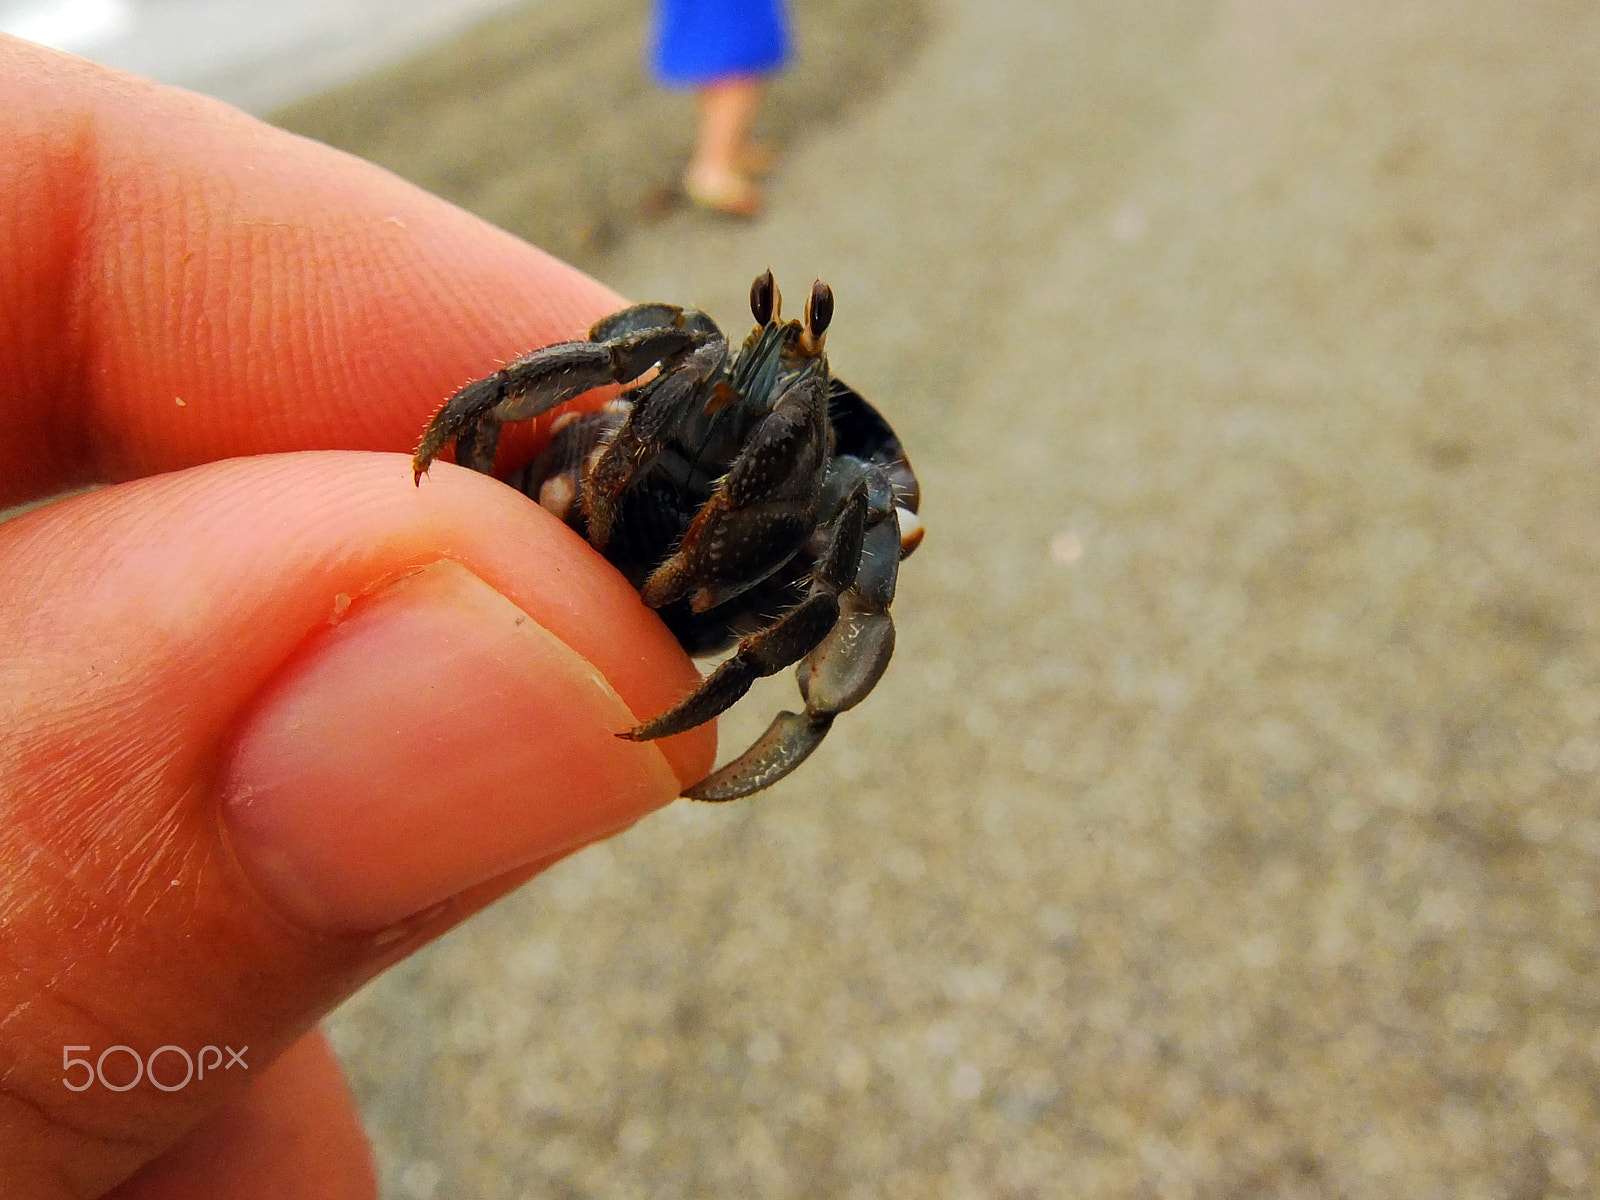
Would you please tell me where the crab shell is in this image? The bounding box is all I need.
[414,271,921,800]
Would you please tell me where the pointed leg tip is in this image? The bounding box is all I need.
[679,710,834,802]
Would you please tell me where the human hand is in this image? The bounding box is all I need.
[0,35,715,1200]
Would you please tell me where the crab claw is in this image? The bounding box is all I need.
[681,711,835,802]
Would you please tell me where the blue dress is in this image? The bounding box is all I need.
[653,0,793,87]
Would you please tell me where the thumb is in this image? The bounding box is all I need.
[0,451,714,1199]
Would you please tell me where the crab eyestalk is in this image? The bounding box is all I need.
[750,268,777,326]
[801,279,833,356]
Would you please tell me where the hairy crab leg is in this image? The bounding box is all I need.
[622,483,868,743]
[640,372,830,613]
[581,336,726,548]
[411,305,708,481]
[684,467,904,802]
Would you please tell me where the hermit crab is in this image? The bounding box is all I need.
[413,270,922,800]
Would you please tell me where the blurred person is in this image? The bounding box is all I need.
[653,0,792,217]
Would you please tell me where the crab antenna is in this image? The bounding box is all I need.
[750,269,776,326]
[806,280,834,338]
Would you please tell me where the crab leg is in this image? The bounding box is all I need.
[411,307,707,481]
[684,469,904,802]
[582,336,726,548]
[639,372,831,612]
[797,514,900,714]
[622,483,868,744]
[682,711,836,802]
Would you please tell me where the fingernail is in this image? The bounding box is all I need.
[222,560,680,932]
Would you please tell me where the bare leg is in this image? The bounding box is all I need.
[685,76,765,216]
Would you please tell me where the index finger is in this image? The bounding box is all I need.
[0,34,619,507]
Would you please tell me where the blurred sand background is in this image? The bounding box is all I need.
[271,1,1600,1196]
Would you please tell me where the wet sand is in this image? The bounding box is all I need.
[282,1,1600,1195]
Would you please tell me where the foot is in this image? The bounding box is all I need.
[683,165,763,218]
